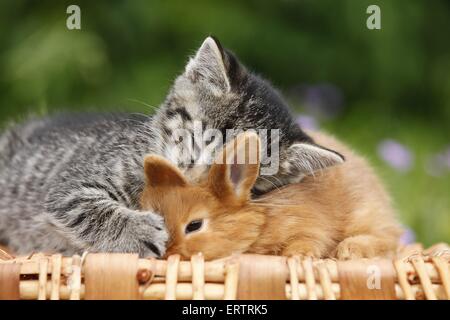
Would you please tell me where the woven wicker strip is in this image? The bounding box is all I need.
[410,256,437,300]
[302,257,317,300]
[50,254,62,300]
[315,260,336,300]
[393,258,414,300]
[37,257,48,300]
[191,253,205,300]
[338,259,396,299]
[0,243,448,300]
[223,257,239,300]
[287,257,300,300]
[0,263,20,300]
[84,253,140,300]
[165,254,180,300]
[431,257,450,299]
[69,255,82,300]
[237,254,287,300]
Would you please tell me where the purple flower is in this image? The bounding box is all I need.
[289,83,344,119]
[425,146,450,177]
[439,147,450,168]
[377,139,413,172]
[296,114,319,131]
[399,227,416,245]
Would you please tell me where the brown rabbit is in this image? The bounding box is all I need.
[140,132,402,260]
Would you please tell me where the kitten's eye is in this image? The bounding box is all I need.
[185,219,203,234]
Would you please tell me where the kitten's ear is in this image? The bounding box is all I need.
[284,143,345,176]
[208,132,260,202]
[185,36,231,93]
[144,155,187,188]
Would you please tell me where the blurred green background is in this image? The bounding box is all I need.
[0,0,449,245]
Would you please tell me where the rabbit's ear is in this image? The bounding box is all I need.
[144,155,187,188]
[208,132,260,202]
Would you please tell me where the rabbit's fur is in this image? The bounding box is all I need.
[141,131,402,260]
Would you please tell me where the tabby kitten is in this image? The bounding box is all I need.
[0,37,343,257]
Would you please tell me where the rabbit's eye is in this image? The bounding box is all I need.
[185,219,203,234]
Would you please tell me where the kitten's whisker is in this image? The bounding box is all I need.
[127,98,159,111]
[128,112,153,121]
[269,175,284,189]
[260,176,281,193]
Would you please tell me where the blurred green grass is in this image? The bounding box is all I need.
[0,0,449,244]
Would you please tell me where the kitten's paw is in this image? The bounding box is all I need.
[130,213,169,258]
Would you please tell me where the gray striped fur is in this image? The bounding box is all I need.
[0,37,343,256]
